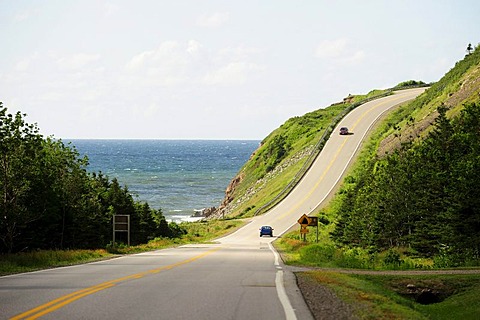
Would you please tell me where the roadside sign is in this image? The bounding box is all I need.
[113,214,130,247]
[298,214,318,242]
[308,216,318,227]
[298,214,310,226]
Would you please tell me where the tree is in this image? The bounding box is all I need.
[0,105,44,252]
[467,43,473,55]
[332,103,480,262]
[263,134,291,172]
[1,102,186,252]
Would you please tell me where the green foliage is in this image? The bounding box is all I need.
[179,219,244,242]
[263,134,291,172]
[332,102,480,263]
[322,47,480,267]
[301,272,480,319]
[383,248,402,267]
[1,105,45,252]
[394,80,427,88]
[299,243,337,265]
[225,103,347,216]
[393,45,480,129]
[0,249,112,275]
[0,103,184,253]
[278,239,429,270]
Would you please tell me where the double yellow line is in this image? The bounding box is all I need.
[277,96,395,221]
[11,248,219,320]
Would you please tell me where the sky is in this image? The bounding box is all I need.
[1,0,479,140]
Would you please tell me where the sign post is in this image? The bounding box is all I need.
[297,214,319,242]
[308,217,319,243]
[298,214,310,241]
[113,215,130,247]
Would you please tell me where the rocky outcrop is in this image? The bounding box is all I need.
[192,207,217,217]
[343,94,355,104]
[205,172,244,219]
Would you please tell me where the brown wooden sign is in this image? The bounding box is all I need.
[113,215,130,246]
[308,216,318,227]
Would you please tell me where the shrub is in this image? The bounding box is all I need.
[384,248,402,267]
[299,244,337,265]
[337,247,374,269]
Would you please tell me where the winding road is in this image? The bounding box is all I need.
[0,88,426,320]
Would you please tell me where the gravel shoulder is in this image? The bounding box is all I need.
[295,270,357,320]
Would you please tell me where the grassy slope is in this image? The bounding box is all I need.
[3,45,479,320]
[223,89,391,218]
[274,50,480,319]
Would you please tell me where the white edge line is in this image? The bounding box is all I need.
[277,90,423,237]
[269,242,297,320]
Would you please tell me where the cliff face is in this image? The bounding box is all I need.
[204,171,246,219]
[206,146,260,219]
[223,175,243,206]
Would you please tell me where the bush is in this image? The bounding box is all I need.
[337,247,374,269]
[384,248,402,266]
[300,244,337,265]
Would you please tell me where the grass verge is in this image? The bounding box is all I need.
[298,271,480,319]
[0,219,246,276]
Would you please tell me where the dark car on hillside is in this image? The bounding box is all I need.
[339,127,349,135]
[259,226,273,237]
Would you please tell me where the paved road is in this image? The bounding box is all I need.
[0,88,425,320]
[258,87,427,234]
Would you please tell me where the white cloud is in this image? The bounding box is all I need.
[186,40,203,56]
[202,62,264,86]
[15,57,32,72]
[126,41,184,71]
[39,91,64,102]
[57,53,101,70]
[344,50,366,65]
[126,40,263,87]
[218,46,263,62]
[14,11,31,22]
[196,12,229,28]
[104,3,120,17]
[126,49,155,71]
[315,38,349,58]
[13,52,42,72]
[126,41,193,86]
[315,38,365,66]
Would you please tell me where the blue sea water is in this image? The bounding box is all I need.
[68,140,259,222]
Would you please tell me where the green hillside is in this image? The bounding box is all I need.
[328,47,480,266]
[212,88,401,219]
[220,45,480,267]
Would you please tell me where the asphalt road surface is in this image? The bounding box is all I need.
[0,88,426,320]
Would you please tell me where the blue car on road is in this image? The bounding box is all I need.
[259,226,273,237]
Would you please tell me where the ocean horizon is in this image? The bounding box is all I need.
[68,139,260,222]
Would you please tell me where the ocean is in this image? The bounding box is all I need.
[69,140,260,222]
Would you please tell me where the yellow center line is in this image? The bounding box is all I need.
[10,248,220,320]
[276,97,396,221]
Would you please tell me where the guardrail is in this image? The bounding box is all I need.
[252,86,428,216]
